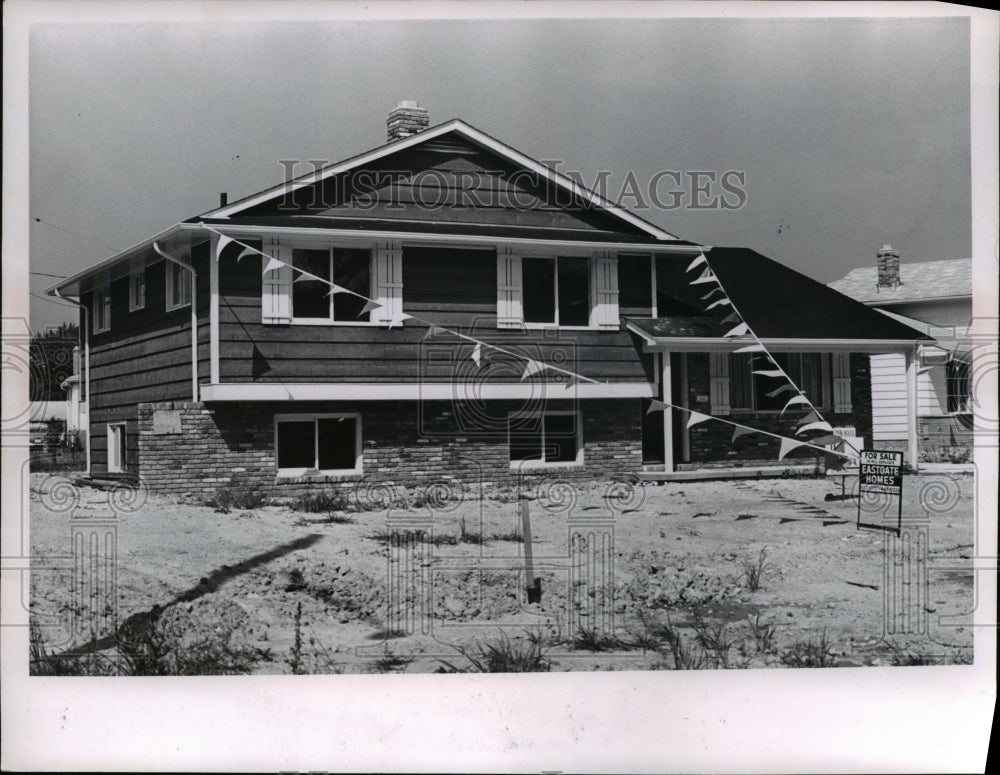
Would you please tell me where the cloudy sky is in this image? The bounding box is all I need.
[26,9,971,331]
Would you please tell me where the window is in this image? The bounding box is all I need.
[129,270,145,311]
[522,257,591,326]
[617,254,654,313]
[730,353,831,411]
[946,357,971,414]
[292,247,372,323]
[92,286,110,333]
[165,262,191,311]
[275,414,362,476]
[508,411,582,468]
[108,423,126,473]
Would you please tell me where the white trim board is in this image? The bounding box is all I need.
[200,382,654,402]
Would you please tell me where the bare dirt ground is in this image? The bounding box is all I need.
[27,470,975,674]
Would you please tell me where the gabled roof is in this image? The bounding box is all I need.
[633,247,931,343]
[828,258,971,305]
[196,118,679,242]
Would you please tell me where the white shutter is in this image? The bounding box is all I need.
[590,252,620,328]
[709,352,731,416]
[373,240,403,324]
[261,242,292,324]
[832,352,853,413]
[497,248,523,329]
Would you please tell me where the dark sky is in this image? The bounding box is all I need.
[27,13,971,330]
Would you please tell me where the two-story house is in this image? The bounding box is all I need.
[830,247,973,462]
[46,103,929,496]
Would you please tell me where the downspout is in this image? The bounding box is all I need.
[53,289,91,477]
[153,242,199,402]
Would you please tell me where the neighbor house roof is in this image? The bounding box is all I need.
[628,247,930,344]
[828,258,971,306]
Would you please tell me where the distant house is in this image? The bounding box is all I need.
[829,246,973,462]
[46,103,928,494]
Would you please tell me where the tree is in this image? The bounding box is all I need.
[29,323,80,402]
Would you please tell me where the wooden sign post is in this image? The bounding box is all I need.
[519,500,542,603]
[857,449,904,535]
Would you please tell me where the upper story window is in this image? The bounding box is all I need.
[129,269,146,312]
[92,286,110,334]
[165,262,191,311]
[292,247,372,323]
[497,251,618,330]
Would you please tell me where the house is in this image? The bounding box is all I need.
[61,345,89,446]
[829,247,973,462]
[45,102,929,496]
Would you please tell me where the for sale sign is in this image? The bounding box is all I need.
[859,450,903,495]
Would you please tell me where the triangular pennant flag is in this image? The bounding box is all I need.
[780,394,811,416]
[215,234,234,261]
[471,342,482,368]
[724,322,750,338]
[753,369,785,378]
[690,270,719,286]
[325,284,347,297]
[795,410,821,428]
[734,343,766,353]
[385,313,411,330]
[358,300,381,317]
[706,297,732,310]
[236,247,256,262]
[796,421,834,435]
[686,253,708,272]
[778,437,809,461]
[701,287,726,301]
[810,434,842,447]
[559,372,584,389]
[766,384,797,398]
[686,411,712,428]
[294,270,318,283]
[262,255,285,275]
[646,399,668,414]
[824,451,848,471]
[732,425,756,441]
[521,359,548,381]
[423,324,446,340]
[720,311,741,324]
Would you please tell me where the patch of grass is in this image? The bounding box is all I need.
[369,528,458,546]
[438,631,551,673]
[458,516,485,545]
[691,613,735,668]
[886,642,941,666]
[488,527,524,543]
[573,626,630,652]
[209,481,266,513]
[745,611,778,653]
[29,622,120,676]
[741,547,773,592]
[367,646,414,674]
[781,630,837,668]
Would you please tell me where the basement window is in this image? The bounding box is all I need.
[275,413,362,476]
[508,411,583,468]
[292,247,372,323]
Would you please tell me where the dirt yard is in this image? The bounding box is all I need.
[27,470,975,674]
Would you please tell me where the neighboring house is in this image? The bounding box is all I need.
[28,401,66,448]
[46,103,928,494]
[830,247,973,462]
[60,346,89,445]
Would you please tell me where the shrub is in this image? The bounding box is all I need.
[210,481,266,513]
[781,630,837,668]
[292,490,347,514]
[439,631,551,673]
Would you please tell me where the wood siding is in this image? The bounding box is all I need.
[869,352,949,441]
[217,246,649,384]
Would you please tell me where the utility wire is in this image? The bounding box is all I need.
[32,216,116,251]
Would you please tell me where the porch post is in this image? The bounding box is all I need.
[662,351,674,473]
[905,346,920,470]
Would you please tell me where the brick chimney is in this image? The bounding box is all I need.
[386,100,429,142]
[876,244,901,290]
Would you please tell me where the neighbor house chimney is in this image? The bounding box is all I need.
[387,100,429,142]
[876,244,901,290]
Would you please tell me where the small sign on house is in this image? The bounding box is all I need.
[151,410,183,435]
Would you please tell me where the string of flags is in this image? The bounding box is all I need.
[204,225,856,463]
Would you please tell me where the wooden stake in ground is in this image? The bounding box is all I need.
[520,500,542,603]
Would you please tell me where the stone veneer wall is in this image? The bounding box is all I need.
[137,398,643,497]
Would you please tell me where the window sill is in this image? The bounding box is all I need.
[276,469,364,482]
[166,302,192,313]
[509,461,585,471]
[520,323,606,332]
[289,319,376,327]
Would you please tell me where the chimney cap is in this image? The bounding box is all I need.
[395,99,420,109]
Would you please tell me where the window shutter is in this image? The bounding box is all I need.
[497,248,523,329]
[709,352,731,416]
[832,352,853,413]
[590,252,620,328]
[261,242,292,324]
[373,240,403,324]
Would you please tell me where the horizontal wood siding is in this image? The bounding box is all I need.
[870,353,907,440]
[217,248,647,384]
[918,364,947,415]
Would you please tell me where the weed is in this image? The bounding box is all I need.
[573,626,628,652]
[886,642,940,666]
[288,602,305,675]
[438,631,551,673]
[489,529,524,543]
[781,630,837,668]
[691,612,734,668]
[29,622,120,676]
[210,481,266,513]
[458,516,485,545]
[369,528,458,546]
[741,547,773,592]
[745,611,778,653]
[367,646,414,674]
[292,490,347,514]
